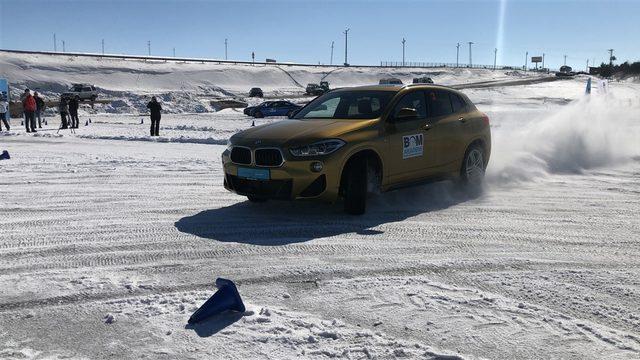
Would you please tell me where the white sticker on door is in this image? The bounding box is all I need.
[402,133,423,159]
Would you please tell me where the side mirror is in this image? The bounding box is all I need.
[395,108,418,120]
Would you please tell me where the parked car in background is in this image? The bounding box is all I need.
[249,87,264,97]
[244,100,302,118]
[379,78,403,85]
[62,83,98,101]
[412,76,434,84]
[555,65,575,77]
[305,81,330,96]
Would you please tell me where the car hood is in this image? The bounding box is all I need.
[231,118,376,147]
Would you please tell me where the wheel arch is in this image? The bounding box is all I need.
[338,148,383,196]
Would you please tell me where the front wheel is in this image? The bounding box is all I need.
[460,144,485,187]
[343,160,367,215]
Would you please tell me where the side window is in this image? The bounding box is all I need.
[450,93,466,113]
[425,90,453,117]
[392,91,427,119]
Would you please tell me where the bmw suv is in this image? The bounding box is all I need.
[222,84,491,214]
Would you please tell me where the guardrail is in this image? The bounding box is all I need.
[380,61,527,70]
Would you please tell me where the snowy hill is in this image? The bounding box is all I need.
[1,50,537,114]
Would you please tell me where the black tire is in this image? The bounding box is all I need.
[90,95,97,102]
[460,143,485,188]
[247,195,268,203]
[343,160,367,215]
[254,111,264,118]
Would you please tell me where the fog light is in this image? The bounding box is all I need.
[310,161,323,172]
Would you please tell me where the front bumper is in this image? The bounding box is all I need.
[221,148,341,202]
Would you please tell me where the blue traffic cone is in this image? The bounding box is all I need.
[85,120,89,126]
[140,118,144,124]
[0,150,10,160]
[21,120,24,125]
[251,120,255,127]
[188,278,245,324]
[89,118,92,123]
[45,120,48,125]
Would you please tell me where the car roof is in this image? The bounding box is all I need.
[333,84,458,92]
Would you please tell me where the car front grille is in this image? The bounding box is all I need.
[230,147,251,165]
[254,148,283,167]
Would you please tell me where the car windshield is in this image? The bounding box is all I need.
[294,90,395,120]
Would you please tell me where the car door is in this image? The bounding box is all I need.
[385,90,431,184]
[279,102,294,116]
[422,89,466,172]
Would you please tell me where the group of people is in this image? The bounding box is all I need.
[19,89,46,133]
[8,89,163,136]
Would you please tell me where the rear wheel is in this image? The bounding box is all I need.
[254,111,264,118]
[460,144,485,187]
[247,195,268,203]
[343,160,367,215]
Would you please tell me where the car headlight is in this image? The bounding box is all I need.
[289,139,345,157]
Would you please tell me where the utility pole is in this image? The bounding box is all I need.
[102,39,105,55]
[402,38,406,67]
[62,40,66,53]
[564,54,567,66]
[468,42,473,67]
[147,40,151,56]
[525,51,528,71]
[251,51,255,65]
[225,38,228,60]
[330,41,334,65]
[53,33,57,52]
[343,28,350,66]
[608,49,615,66]
[586,59,589,72]
[173,47,176,57]
[542,53,545,69]
[456,43,460,68]
[493,48,498,70]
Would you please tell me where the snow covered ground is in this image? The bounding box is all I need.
[1,54,640,359]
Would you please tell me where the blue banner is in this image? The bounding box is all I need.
[0,78,8,121]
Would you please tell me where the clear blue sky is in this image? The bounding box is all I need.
[1,0,638,69]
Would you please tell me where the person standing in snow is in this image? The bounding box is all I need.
[22,90,37,133]
[68,97,79,128]
[58,97,69,129]
[34,91,45,128]
[0,99,9,131]
[146,96,162,136]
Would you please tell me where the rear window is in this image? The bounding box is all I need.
[425,90,453,117]
[450,93,466,113]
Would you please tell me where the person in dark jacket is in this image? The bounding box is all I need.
[146,96,162,136]
[22,90,37,133]
[34,91,45,128]
[68,97,79,128]
[58,97,69,129]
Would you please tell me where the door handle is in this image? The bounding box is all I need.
[458,117,466,123]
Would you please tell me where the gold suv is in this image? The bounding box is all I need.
[222,84,491,214]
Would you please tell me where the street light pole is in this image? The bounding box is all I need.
[402,38,406,67]
[147,40,151,56]
[525,51,528,71]
[468,42,474,67]
[330,41,334,65]
[456,43,460,68]
[343,28,350,66]
[493,48,497,70]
